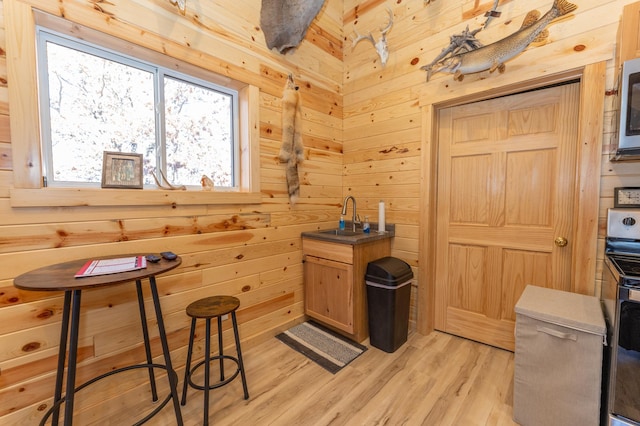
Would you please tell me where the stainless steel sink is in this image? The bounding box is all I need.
[318,229,362,237]
[302,226,394,245]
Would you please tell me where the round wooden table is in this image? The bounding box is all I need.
[14,254,184,426]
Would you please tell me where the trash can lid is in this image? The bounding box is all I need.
[366,256,413,286]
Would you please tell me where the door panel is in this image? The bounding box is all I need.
[508,103,557,136]
[501,249,551,322]
[447,244,486,314]
[505,149,555,226]
[435,83,579,351]
[450,155,491,224]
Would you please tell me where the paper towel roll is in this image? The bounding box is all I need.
[378,200,385,234]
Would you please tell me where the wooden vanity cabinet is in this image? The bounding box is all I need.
[302,237,391,342]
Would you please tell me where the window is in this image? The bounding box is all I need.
[36,28,239,189]
[8,9,259,207]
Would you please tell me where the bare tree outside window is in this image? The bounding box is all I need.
[45,42,156,184]
[164,77,233,187]
[38,30,238,189]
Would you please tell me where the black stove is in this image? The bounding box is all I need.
[604,208,640,426]
[609,257,640,276]
[607,254,640,287]
[605,209,640,285]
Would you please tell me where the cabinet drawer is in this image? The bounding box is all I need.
[302,238,353,264]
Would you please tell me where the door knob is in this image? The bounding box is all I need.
[554,237,568,247]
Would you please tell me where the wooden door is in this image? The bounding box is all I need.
[434,83,579,351]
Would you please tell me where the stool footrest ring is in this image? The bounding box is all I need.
[185,355,241,391]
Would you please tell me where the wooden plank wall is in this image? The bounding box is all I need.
[0,0,639,422]
[342,0,640,316]
[0,0,344,422]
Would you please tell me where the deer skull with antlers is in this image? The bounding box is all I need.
[352,8,393,67]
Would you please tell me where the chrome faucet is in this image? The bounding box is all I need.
[341,195,360,232]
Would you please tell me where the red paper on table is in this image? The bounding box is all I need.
[75,256,147,278]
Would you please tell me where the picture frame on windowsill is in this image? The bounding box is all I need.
[101,151,143,189]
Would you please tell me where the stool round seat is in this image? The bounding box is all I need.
[181,295,248,426]
[186,295,239,319]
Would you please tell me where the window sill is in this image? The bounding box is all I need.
[9,187,262,208]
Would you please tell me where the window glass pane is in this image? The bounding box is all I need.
[45,41,156,184]
[38,28,241,190]
[164,77,234,187]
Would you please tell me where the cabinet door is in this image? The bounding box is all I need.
[304,255,354,334]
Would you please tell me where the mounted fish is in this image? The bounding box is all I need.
[279,74,304,204]
[429,0,577,81]
[261,0,326,53]
[352,8,394,67]
[422,0,502,80]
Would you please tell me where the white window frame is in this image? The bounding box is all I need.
[36,28,241,190]
[7,7,260,207]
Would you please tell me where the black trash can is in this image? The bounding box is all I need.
[366,257,414,353]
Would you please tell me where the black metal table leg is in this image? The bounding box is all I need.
[64,289,82,426]
[49,291,72,426]
[148,276,184,425]
[135,279,158,401]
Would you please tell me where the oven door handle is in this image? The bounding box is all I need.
[536,326,577,341]
[619,287,640,302]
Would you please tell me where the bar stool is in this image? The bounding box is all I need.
[181,296,249,425]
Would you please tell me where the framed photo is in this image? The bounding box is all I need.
[101,152,143,189]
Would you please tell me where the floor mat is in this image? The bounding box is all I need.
[276,321,367,374]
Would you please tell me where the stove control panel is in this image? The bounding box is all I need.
[608,208,640,239]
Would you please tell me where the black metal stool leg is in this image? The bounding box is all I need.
[204,318,211,426]
[182,295,249,424]
[218,315,225,381]
[181,318,197,405]
[231,311,249,399]
[136,280,158,402]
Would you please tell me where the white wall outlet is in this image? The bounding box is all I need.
[221,314,229,321]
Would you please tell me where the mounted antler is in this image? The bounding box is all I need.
[352,31,376,50]
[351,8,393,67]
[170,0,186,15]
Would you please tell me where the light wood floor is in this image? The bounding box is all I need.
[127,330,517,426]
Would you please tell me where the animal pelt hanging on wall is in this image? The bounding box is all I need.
[279,74,304,204]
[260,0,325,53]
